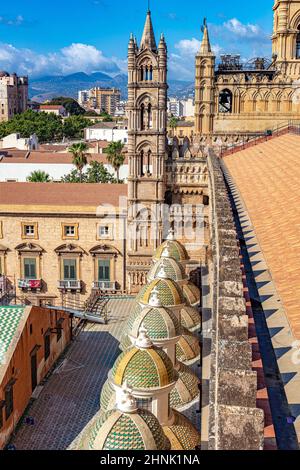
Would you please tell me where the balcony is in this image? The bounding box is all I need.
[58,280,82,292]
[92,281,117,292]
[18,279,42,291]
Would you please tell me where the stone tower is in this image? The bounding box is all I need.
[127,10,168,292]
[272,0,300,77]
[195,21,215,135]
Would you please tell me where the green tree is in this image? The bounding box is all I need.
[48,97,85,116]
[0,110,63,142]
[168,116,179,136]
[68,142,89,182]
[106,141,125,183]
[27,170,52,182]
[63,115,90,139]
[61,169,84,183]
[85,161,120,183]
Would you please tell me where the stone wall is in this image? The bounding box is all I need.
[207,150,264,450]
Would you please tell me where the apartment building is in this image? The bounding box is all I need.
[0,72,28,122]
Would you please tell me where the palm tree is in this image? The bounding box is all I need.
[27,170,51,182]
[168,116,179,137]
[106,141,125,183]
[68,142,89,182]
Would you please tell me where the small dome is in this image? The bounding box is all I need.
[153,240,190,263]
[176,327,201,364]
[182,282,200,306]
[128,305,181,342]
[82,388,170,450]
[111,342,177,390]
[170,362,200,409]
[100,380,116,411]
[137,279,185,308]
[181,305,201,332]
[163,410,201,450]
[147,257,188,283]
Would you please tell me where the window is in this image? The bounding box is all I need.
[99,226,109,237]
[64,226,75,237]
[44,332,51,361]
[22,223,38,239]
[219,89,233,113]
[5,386,13,420]
[61,223,79,240]
[98,259,110,281]
[297,25,300,59]
[24,258,37,280]
[63,259,77,280]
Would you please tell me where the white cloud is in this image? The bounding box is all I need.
[223,18,261,38]
[0,15,24,26]
[0,42,121,77]
[175,38,201,57]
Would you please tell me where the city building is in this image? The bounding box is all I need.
[0,72,28,122]
[0,133,39,151]
[39,105,68,117]
[0,305,72,449]
[84,121,128,143]
[78,87,121,115]
[0,183,127,305]
[167,97,195,118]
[0,148,128,182]
[195,1,300,139]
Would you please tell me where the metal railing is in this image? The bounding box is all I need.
[58,280,82,290]
[220,121,300,158]
[92,281,117,291]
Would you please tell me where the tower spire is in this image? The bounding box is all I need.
[140,9,157,51]
[199,18,212,55]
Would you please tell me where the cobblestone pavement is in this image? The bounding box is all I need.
[11,298,201,450]
[11,299,134,450]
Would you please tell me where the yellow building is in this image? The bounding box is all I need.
[89,87,121,115]
[0,182,127,306]
[195,1,300,138]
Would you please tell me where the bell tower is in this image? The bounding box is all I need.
[127,9,168,292]
[195,20,215,136]
[272,0,300,76]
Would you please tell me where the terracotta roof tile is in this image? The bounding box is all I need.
[224,133,300,339]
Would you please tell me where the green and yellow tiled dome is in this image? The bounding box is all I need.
[176,327,201,364]
[182,282,200,306]
[119,302,143,350]
[138,279,185,308]
[170,361,200,409]
[181,305,201,332]
[127,306,181,342]
[147,257,187,283]
[153,240,190,263]
[111,345,177,390]
[80,408,170,450]
[100,379,116,412]
[163,410,201,450]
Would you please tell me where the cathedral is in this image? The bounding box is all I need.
[195,0,300,139]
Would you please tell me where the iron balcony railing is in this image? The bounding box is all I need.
[92,281,117,291]
[18,279,42,290]
[58,280,82,290]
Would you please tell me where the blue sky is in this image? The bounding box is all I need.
[0,0,275,80]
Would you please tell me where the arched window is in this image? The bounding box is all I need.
[147,150,152,175]
[140,104,145,130]
[145,66,149,81]
[140,67,144,81]
[147,103,152,129]
[149,65,153,81]
[219,89,233,113]
[297,25,300,59]
[140,150,144,176]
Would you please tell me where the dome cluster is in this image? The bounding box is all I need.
[78,232,202,451]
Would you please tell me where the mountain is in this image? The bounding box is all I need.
[29,72,194,102]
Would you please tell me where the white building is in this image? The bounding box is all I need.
[78,90,90,106]
[0,150,129,182]
[39,105,68,117]
[85,122,128,144]
[167,97,195,118]
[181,98,195,117]
[0,133,39,151]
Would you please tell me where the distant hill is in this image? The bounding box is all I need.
[29,72,194,102]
